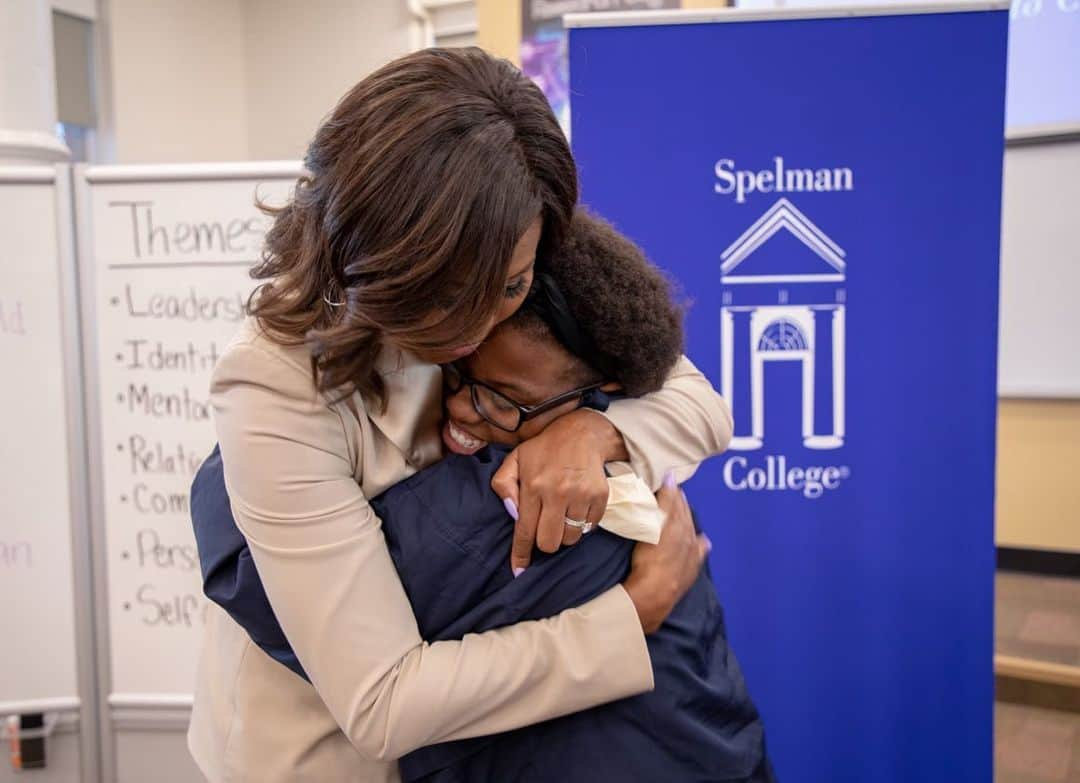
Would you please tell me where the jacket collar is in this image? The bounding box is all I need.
[362,342,442,464]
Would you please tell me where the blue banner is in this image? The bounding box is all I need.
[569,9,1007,782]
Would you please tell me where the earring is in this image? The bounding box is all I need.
[323,280,346,308]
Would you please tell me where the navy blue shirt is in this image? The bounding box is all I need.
[191,444,774,782]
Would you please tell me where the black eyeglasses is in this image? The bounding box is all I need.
[442,363,604,433]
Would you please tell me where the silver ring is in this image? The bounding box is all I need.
[564,517,594,535]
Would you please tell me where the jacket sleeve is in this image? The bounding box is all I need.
[191,445,309,681]
[598,355,732,491]
[210,340,655,761]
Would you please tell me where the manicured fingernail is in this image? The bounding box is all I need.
[663,470,677,489]
[503,498,519,520]
[513,567,526,578]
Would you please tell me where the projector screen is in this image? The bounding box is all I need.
[1005,0,1080,134]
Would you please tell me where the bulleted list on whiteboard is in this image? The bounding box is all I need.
[88,176,293,696]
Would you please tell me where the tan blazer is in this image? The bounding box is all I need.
[187,318,733,783]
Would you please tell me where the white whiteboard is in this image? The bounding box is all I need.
[76,163,302,700]
[0,167,81,712]
[997,141,1080,398]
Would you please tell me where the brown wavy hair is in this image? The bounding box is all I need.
[248,48,577,407]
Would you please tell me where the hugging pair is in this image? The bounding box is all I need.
[191,211,775,782]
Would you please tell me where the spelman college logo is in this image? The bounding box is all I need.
[714,157,853,499]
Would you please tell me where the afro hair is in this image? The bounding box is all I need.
[506,208,684,396]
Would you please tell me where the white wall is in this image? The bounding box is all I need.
[107,0,249,162]
[103,0,415,163]
[244,0,414,160]
[52,0,96,20]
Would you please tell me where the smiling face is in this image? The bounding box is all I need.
[441,322,602,455]
[417,217,542,365]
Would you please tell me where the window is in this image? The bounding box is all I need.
[52,10,97,162]
[758,319,808,352]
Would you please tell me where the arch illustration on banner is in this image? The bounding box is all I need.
[720,198,846,452]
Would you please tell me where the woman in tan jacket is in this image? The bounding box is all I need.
[188,48,731,782]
